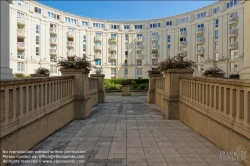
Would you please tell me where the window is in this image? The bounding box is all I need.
[36,47,39,56]
[196,12,207,19]
[68,28,74,32]
[214,52,219,61]
[17,12,25,18]
[36,25,39,33]
[134,25,143,29]
[150,23,161,28]
[177,17,189,24]
[124,60,128,66]
[50,66,57,73]
[111,68,116,75]
[197,23,204,28]
[137,68,142,75]
[230,62,238,71]
[17,50,24,59]
[110,25,119,29]
[111,60,116,66]
[137,51,142,54]
[95,59,101,65]
[215,30,219,39]
[230,12,238,17]
[180,38,186,41]
[111,34,116,37]
[125,51,128,56]
[125,43,128,50]
[227,0,239,9]
[36,36,39,44]
[82,21,88,26]
[167,35,171,42]
[83,35,86,42]
[14,0,28,9]
[137,34,142,37]
[96,32,101,36]
[124,25,129,29]
[83,44,86,51]
[34,7,41,14]
[166,21,172,26]
[231,50,238,59]
[65,17,76,24]
[215,19,219,28]
[213,7,220,14]
[125,68,128,75]
[50,23,57,29]
[180,28,186,32]
[197,34,204,39]
[152,59,158,65]
[93,23,104,28]
[152,32,158,36]
[48,12,59,19]
[215,41,219,51]
[137,59,142,66]
[17,62,25,71]
[167,44,170,51]
[125,34,128,40]
[230,25,238,30]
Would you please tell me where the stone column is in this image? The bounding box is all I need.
[147,74,163,103]
[240,1,250,79]
[60,68,91,119]
[0,0,13,80]
[162,69,194,119]
[90,74,106,103]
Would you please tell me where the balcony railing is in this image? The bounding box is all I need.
[229,29,238,37]
[49,38,57,44]
[136,54,144,59]
[229,42,238,49]
[50,27,57,34]
[17,17,25,24]
[94,54,101,59]
[67,41,74,47]
[179,31,187,37]
[179,41,187,46]
[109,37,116,42]
[67,51,74,57]
[152,36,159,41]
[50,49,57,54]
[196,49,204,55]
[197,38,205,44]
[17,30,25,37]
[179,50,187,56]
[94,36,101,41]
[17,42,25,49]
[109,45,116,51]
[94,45,101,50]
[152,45,159,50]
[135,37,142,42]
[197,27,205,33]
[136,45,143,50]
[152,53,159,58]
[109,54,117,59]
[67,31,74,37]
[229,16,238,24]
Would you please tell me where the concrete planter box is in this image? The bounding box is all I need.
[122,85,131,96]
[205,74,224,78]
[147,74,164,104]
[30,74,49,77]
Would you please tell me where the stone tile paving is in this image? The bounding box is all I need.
[14,96,243,166]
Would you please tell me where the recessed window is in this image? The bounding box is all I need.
[125,68,128,75]
[83,35,86,42]
[196,11,207,19]
[177,17,189,24]
[48,12,59,20]
[125,34,128,40]
[215,19,219,28]
[82,21,88,26]
[166,21,172,26]
[36,25,39,33]
[214,52,219,61]
[17,62,25,71]
[83,44,86,51]
[215,30,219,39]
[111,68,116,75]
[36,47,39,56]
[227,0,239,9]
[50,66,57,73]
[134,25,143,29]
[150,23,161,28]
[36,36,39,44]
[111,60,116,66]
[137,68,142,75]
[95,59,101,65]
[110,25,119,29]
[137,59,142,66]
[230,62,238,71]
[34,7,41,14]
[17,50,24,59]
[124,25,130,29]
[93,23,104,28]
[152,59,158,65]
[65,17,76,24]
[213,7,220,14]
[125,43,128,50]
[167,35,171,42]
[215,41,219,51]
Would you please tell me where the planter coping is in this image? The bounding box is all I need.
[148,74,164,77]
[164,69,194,73]
[90,74,105,77]
[60,68,90,73]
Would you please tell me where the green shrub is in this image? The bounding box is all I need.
[14,73,25,78]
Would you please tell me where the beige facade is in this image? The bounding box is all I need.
[9,0,245,79]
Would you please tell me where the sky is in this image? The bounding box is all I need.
[38,1,217,21]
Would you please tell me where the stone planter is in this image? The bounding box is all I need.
[30,74,49,77]
[205,74,224,78]
[162,69,194,120]
[122,85,131,96]
[90,74,106,103]
[147,74,164,104]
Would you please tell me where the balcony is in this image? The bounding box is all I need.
[50,56,57,63]
[67,32,74,38]
[229,42,238,49]
[135,37,142,42]
[136,45,143,50]
[109,54,117,59]
[109,45,116,51]
[17,17,25,25]
[179,41,187,47]
[197,58,204,63]
[67,41,74,47]
[49,38,57,44]
[179,50,187,56]
[152,44,159,50]
[152,36,159,41]
[229,29,238,37]
[17,30,25,38]
[94,45,101,50]
[229,16,238,24]
[50,27,57,34]
[136,54,144,59]
[196,48,204,55]
[94,36,101,41]
[197,38,205,44]
[197,27,205,33]
[179,31,187,37]
[67,51,74,57]
[152,53,159,59]
[109,37,116,42]
[17,42,25,50]
[94,53,101,59]
[50,49,57,55]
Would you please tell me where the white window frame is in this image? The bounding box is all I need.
[111,68,116,75]
[83,35,86,42]
[36,47,39,56]
[36,36,39,44]
[124,25,129,29]
[167,35,171,42]
[213,6,220,14]
[34,7,41,14]
[83,44,86,51]
[17,62,25,71]
[17,50,24,59]
[134,25,143,29]
[166,21,172,26]
[50,65,57,73]
[82,21,88,26]
[150,23,161,28]
[111,60,116,66]
[36,24,39,33]
[137,68,142,75]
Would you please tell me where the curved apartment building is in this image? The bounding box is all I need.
[10,0,244,78]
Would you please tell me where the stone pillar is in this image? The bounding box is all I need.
[90,74,106,103]
[122,85,131,96]
[60,68,91,119]
[0,0,13,80]
[162,69,194,119]
[240,0,250,79]
[147,74,163,103]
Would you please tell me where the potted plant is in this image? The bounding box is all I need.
[229,73,240,79]
[30,67,50,77]
[121,79,131,96]
[202,67,225,78]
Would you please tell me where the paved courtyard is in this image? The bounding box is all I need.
[15,96,242,166]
